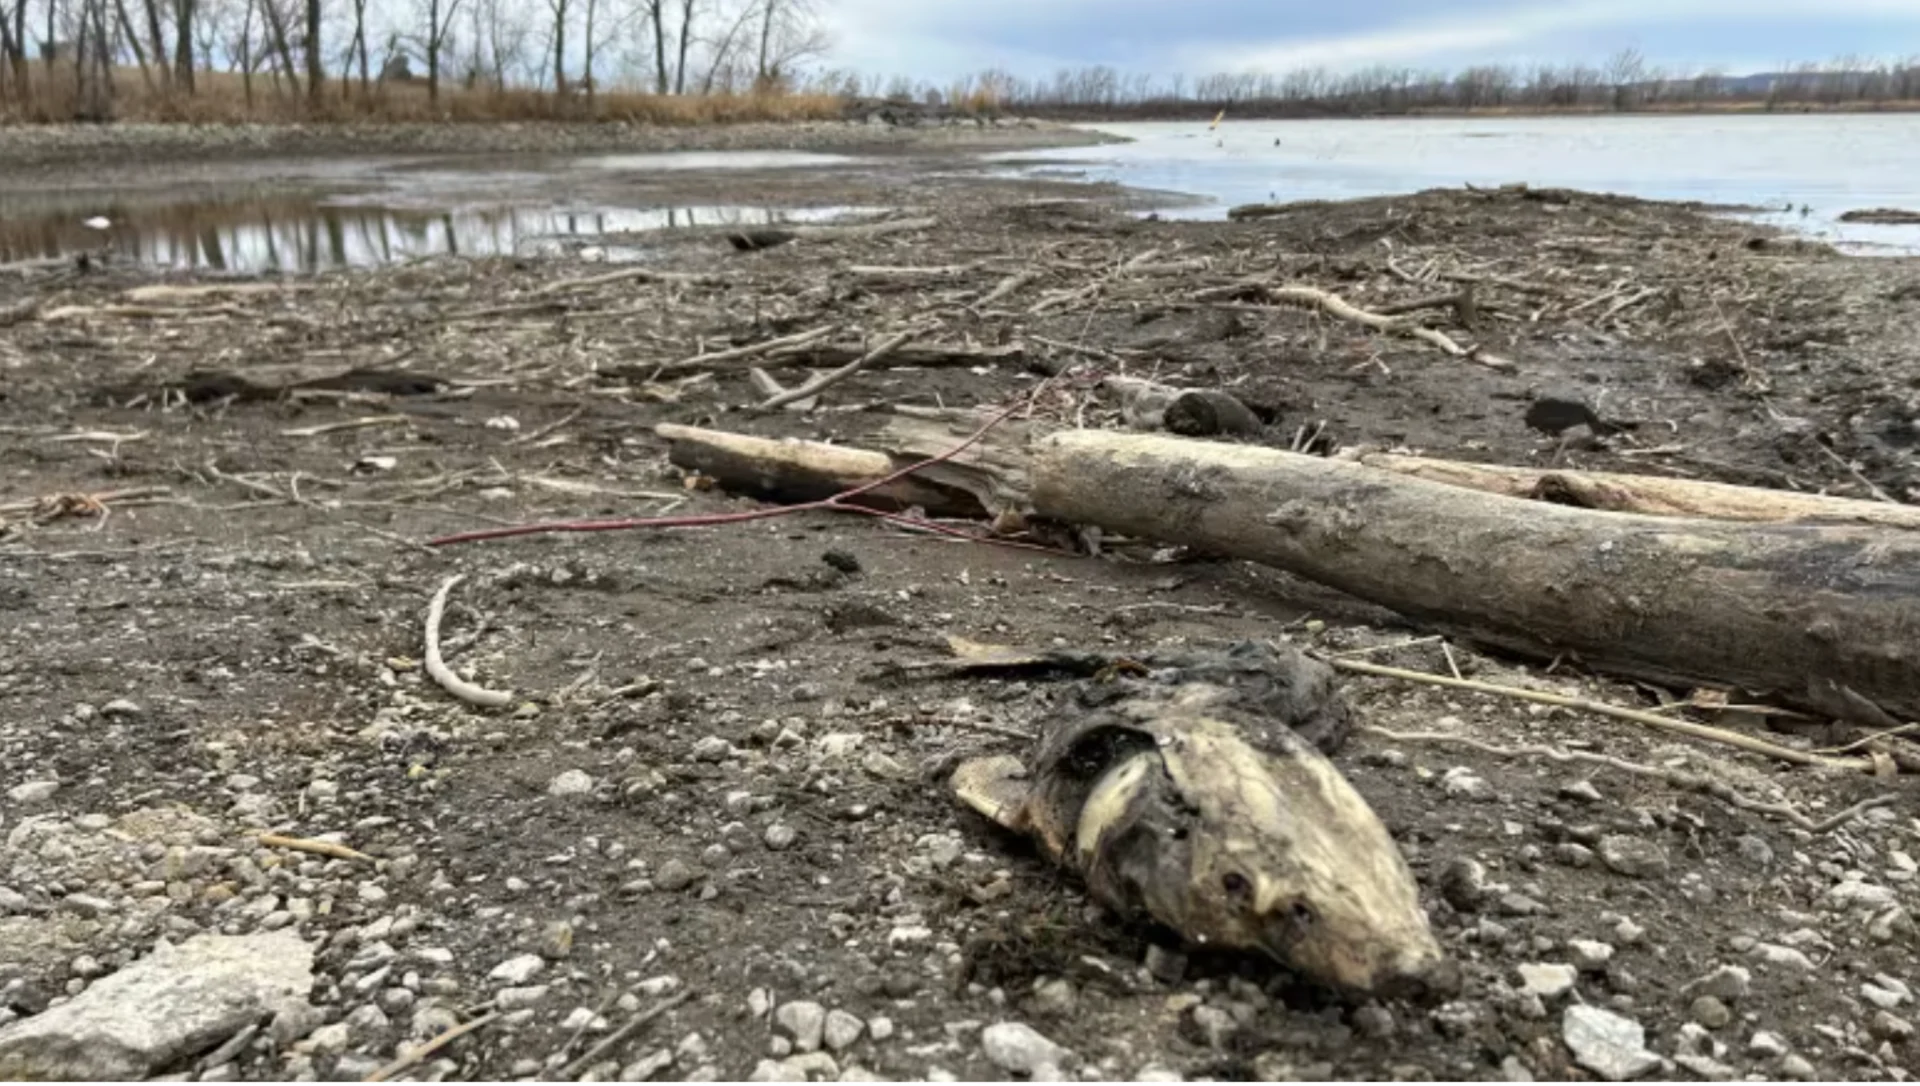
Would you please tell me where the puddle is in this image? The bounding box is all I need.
[0,194,884,274]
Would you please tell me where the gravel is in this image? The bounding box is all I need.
[1561,1005,1661,1082]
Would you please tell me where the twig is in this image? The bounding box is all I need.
[973,270,1042,310]
[425,574,515,708]
[1263,285,1516,371]
[509,406,587,446]
[282,416,412,439]
[660,326,837,373]
[560,991,693,1081]
[1360,726,1894,833]
[1811,440,1897,504]
[1324,657,1873,772]
[363,1011,500,1082]
[258,833,373,864]
[756,327,921,412]
[531,266,727,297]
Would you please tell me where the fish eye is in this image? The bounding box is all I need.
[1221,872,1251,898]
[1291,902,1317,927]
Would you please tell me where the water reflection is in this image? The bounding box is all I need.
[0,196,876,274]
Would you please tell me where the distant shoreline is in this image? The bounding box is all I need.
[1022,100,1920,125]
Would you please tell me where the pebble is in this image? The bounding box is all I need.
[1828,880,1900,911]
[1144,945,1188,984]
[307,1022,352,1055]
[1748,1031,1789,1058]
[495,985,550,1010]
[1436,857,1490,912]
[548,770,595,797]
[1689,996,1731,1030]
[764,824,797,851]
[1871,1011,1915,1042]
[1597,836,1669,879]
[867,1017,894,1042]
[1351,1004,1396,1040]
[1560,779,1604,803]
[1673,1054,1737,1081]
[773,1001,827,1053]
[1568,940,1615,973]
[1780,1055,1818,1080]
[747,1053,838,1082]
[1189,1005,1237,1049]
[272,1002,326,1046]
[6,781,59,804]
[1734,835,1775,866]
[488,954,545,985]
[101,698,142,717]
[823,1009,865,1052]
[1030,978,1076,1017]
[1749,943,1815,971]
[1684,965,1751,1001]
[1440,767,1489,799]
[1517,963,1578,1001]
[654,860,697,893]
[747,988,773,1019]
[1561,1005,1660,1081]
[620,1049,674,1081]
[1863,983,1908,1010]
[981,1022,1070,1076]
[1612,918,1645,945]
[691,737,732,762]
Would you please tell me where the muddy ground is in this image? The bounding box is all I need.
[4,128,1920,1083]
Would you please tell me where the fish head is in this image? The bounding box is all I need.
[1160,720,1447,998]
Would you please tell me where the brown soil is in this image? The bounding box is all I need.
[4,140,1920,1083]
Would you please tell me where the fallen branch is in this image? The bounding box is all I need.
[846,264,974,280]
[1360,725,1893,831]
[661,326,837,373]
[1332,658,1867,771]
[257,833,373,864]
[1030,430,1920,738]
[531,266,729,297]
[424,574,515,709]
[1264,285,1515,371]
[789,215,938,240]
[757,327,922,412]
[973,270,1042,310]
[1344,451,1920,529]
[124,282,313,304]
[559,991,693,1082]
[281,416,412,439]
[364,1011,500,1082]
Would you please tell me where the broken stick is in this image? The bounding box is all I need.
[425,574,514,709]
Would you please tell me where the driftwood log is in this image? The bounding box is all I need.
[1031,431,1920,726]
[655,423,994,518]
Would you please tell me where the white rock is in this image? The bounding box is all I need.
[495,986,550,1010]
[1747,1031,1789,1058]
[1749,943,1815,971]
[823,1010,864,1051]
[1561,1005,1660,1081]
[1518,963,1578,1000]
[306,1022,351,1055]
[562,1007,609,1032]
[747,1052,838,1081]
[981,1021,1071,1075]
[549,770,595,797]
[0,931,313,1080]
[488,954,545,985]
[1863,983,1908,1010]
[774,1001,827,1053]
[6,781,59,805]
[1828,880,1899,910]
[620,1049,674,1081]
[1568,940,1615,972]
[866,1017,894,1042]
[1683,965,1751,1002]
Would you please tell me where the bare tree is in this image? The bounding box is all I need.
[750,0,820,88]
[302,0,319,102]
[172,0,192,88]
[418,0,461,100]
[543,0,565,93]
[671,0,690,93]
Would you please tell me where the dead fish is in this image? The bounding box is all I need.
[953,678,1445,998]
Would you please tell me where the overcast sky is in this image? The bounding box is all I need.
[818,0,1920,85]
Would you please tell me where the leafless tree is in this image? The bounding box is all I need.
[302,0,318,102]
[542,0,565,93]
[417,0,461,100]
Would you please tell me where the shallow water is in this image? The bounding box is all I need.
[0,195,877,274]
[1003,114,1920,252]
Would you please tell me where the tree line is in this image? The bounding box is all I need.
[0,0,827,118]
[890,51,1920,118]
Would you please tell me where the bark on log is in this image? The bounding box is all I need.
[1348,452,1920,531]
[654,423,989,518]
[1030,430,1920,726]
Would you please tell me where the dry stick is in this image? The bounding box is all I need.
[282,416,412,439]
[1810,439,1898,505]
[363,1011,501,1083]
[560,991,694,1081]
[973,270,1042,310]
[258,833,373,863]
[1325,657,1873,772]
[1595,284,1665,325]
[1265,285,1517,372]
[427,398,1032,548]
[756,327,921,412]
[532,266,727,297]
[424,574,515,709]
[508,406,586,446]
[1361,726,1894,833]
[660,326,836,374]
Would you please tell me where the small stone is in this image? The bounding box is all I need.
[1436,857,1489,912]
[6,781,58,804]
[620,1049,674,1081]
[654,860,697,893]
[1689,996,1731,1030]
[1441,767,1489,799]
[1747,1031,1788,1059]
[691,737,732,762]
[1560,780,1603,803]
[981,1022,1070,1075]
[1828,880,1899,911]
[1135,1066,1182,1082]
[1561,1004,1659,1081]
[1779,1055,1818,1081]
[1351,1004,1395,1040]
[1030,978,1076,1017]
[867,1017,894,1042]
[101,698,141,717]
[540,921,575,960]
[1554,843,1595,868]
[1863,983,1907,1010]
[636,976,680,998]
[1144,944,1187,984]
[1568,940,1614,973]
[746,1053,838,1082]
[1598,836,1669,879]
[1612,918,1645,945]
[1871,1011,1915,1042]
[549,770,595,797]
[747,989,773,1019]
[1673,1054,1737,1081]
[1734,835,1774,866]
[1750,943,1815,971]
[1189,1005,1237,1049]
[271,1002,326,1046]
[495,985,550,1011]
[1871,906,1915,942]
[822,1010,864,1052]
[764,824,797,851]
[1518,963,1578,1001]
[307,1022,351,1055]
[773,1001,826,1053]
[562,1007,609,1033]
[488,954,545,985]
[1684,965,1751,1001]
